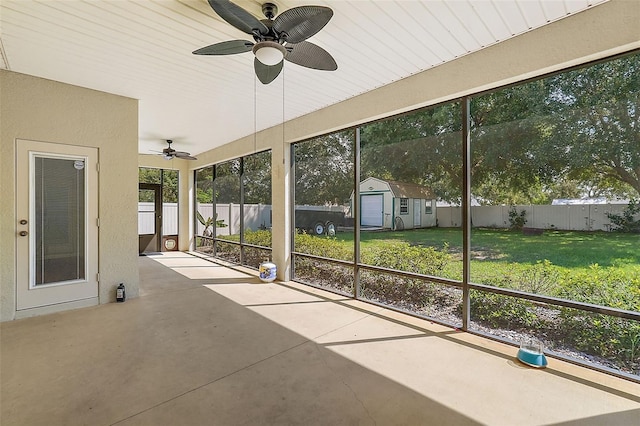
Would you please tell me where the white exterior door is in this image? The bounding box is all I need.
[16,140,99,310]
[413,199,421,227]
[361,194,384,227]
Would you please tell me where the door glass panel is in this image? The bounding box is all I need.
[138,189,156,234]
[34,157,85,285]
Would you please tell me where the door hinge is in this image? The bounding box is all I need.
[96,218,100,227]
[96,163,100,172]
[96,273,100,282]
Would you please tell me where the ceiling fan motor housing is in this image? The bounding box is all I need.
[262,3,278,19]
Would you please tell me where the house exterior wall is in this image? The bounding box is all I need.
[0,70,139,321]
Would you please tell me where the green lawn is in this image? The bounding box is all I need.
[335,227,640,278]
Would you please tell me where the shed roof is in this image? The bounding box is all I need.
[386,181,434,200]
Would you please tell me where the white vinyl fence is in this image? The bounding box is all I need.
[436,203,631,231]
[195,203,271,236]
[159,202,633,237]
[138,202,179,235]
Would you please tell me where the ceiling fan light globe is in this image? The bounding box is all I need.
[163,154,173,160]
[253,41,285,66]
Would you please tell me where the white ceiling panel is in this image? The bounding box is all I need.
[0,0,608,156]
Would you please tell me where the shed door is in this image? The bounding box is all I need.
[361,194,383,227]
[413,199,421,227]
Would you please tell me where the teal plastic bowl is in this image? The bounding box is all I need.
[517,348,548,368]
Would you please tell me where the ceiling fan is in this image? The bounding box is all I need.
[159,140,197,160]
[193,0,337,84]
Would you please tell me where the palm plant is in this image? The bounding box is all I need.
[196,211,227,238]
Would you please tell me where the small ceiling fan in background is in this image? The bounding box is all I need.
[193,0,337,84]
[159,140,197,160]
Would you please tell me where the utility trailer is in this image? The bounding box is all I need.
[295,209,345,236]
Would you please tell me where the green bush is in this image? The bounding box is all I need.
[357,242,453,309]
[468,266,545,330]
[469,262,640,372]
[292,233,354,293]
[606,198,640,233]
[243,229,272,247]
[508,206,527,230]
[470,292,540,330]
[294,232,353,261]
[361,241,450,276]
[555,265,640,311]
[554,265,640,370]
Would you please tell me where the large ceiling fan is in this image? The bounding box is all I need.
[193,0,337,84]
[159,140,197,160]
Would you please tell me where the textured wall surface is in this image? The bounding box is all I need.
[0,70,139,321]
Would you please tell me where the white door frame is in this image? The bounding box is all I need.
[413,199,421,227]
[361,194,384,227]
[16,139,99,311]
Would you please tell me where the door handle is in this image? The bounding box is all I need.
[19,231,28,237]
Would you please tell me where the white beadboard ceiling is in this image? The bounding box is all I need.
[1,0,607,157]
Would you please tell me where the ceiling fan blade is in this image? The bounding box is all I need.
[174,153,198,160]
[254,58,283,85]
[193,40,254,55]
[273,6,333,44]
[285,41,337,71]
[206,0,268,36]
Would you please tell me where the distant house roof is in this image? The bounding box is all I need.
[551,198,629,205]
[386,181,434,199]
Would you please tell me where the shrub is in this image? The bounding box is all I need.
[517,260,560,295]
[358,242,453,311]
[294,232,353,260]
[468,268,543,330]
[606,198,640,233]
[470,291,540,330]
[361,241,450,276]
[508,206,527,230]
[294,258,354,293]
[555,265,640,311]
[243,229,272,247]
[555,266,640,372]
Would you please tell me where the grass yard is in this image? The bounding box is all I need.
[336,227,640,281]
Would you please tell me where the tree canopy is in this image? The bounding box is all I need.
[197,53,639,208]
[194,152,272,205]
[354,52,639,206]
[294,131,354,206]
[138,167,178,203]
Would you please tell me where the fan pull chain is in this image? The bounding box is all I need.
[282,67,285,164]
[254,65,257,154]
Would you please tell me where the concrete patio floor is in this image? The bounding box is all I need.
[1,252,639,425]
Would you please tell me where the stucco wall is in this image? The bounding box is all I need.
[0,70,139,321]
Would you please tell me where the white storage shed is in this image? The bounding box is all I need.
[356,177,437,230]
